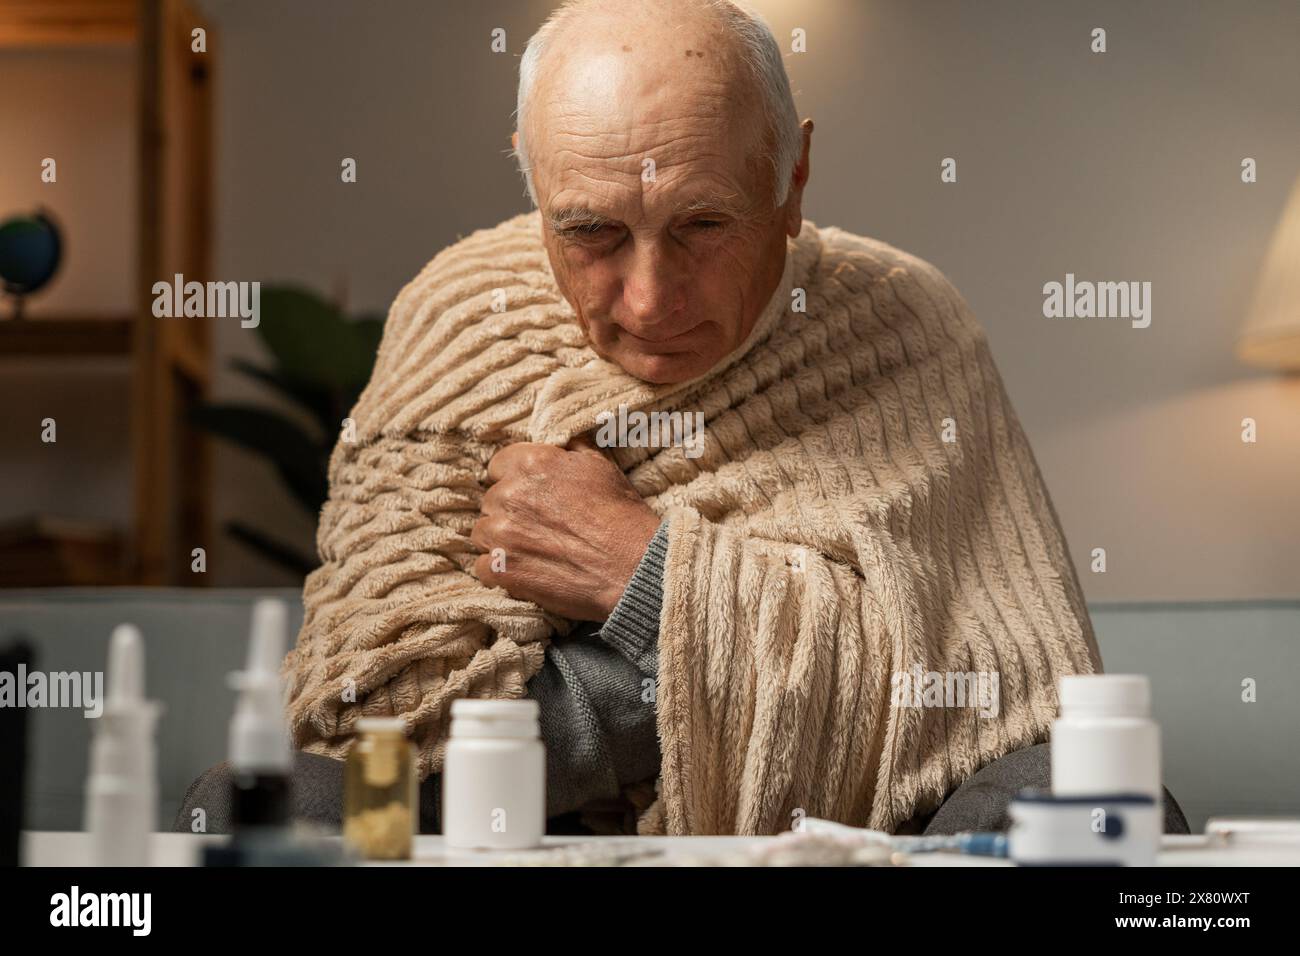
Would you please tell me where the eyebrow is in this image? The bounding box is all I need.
[548,206,612,232]
[676,194,751,218]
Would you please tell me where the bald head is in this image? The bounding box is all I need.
[516,0,799,209]
[512,0,812,385]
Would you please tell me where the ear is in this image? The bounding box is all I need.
[784,119,814,237]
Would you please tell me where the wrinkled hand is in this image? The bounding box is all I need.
[470,435,661,621]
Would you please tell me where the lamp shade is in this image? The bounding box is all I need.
[1237,172,1300,370]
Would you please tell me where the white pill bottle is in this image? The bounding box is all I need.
[1051,674,1161,802]
[442,699,546,850]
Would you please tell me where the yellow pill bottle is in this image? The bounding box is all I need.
[343,717,417,860]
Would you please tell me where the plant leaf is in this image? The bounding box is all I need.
[256,285,376,390]
[229,357,336,434]
[351,316,385,367]
[272,459,330,515]
[189,403,329,511]
[225,521,317,577]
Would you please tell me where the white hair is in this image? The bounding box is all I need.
[514,0,800,210]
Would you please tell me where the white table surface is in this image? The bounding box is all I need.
[21,831,1300,867]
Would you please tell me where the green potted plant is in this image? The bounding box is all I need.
[191,285,383,575]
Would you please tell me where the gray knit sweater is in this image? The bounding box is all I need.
[525,519,667,818]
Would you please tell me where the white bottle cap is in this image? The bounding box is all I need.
[450,698,539,739]
[1059,674,1151,718]
[228,598,293,773]
[90,623,162,771]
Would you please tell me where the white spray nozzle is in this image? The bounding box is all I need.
[230,598,288,691]
[107,623,145,705]
[228,598,293,773]
[248,598,288,673]
[86,622,159,865]
[99,623,161,724]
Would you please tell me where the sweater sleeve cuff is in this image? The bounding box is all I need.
[598,517,668,676]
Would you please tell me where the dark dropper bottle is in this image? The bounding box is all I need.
[227,599,293,832]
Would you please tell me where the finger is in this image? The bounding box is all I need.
[567,431,610,459]
[487,442,550,483]
[487,443,529,483]
[479,479,507,517]
[469,514,499,552]
[472,552,501,586]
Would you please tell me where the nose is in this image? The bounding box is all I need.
[620,238,688,336]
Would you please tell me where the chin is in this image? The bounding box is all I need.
[619,350,712,385]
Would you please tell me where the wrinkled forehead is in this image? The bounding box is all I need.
[527,31,768,220]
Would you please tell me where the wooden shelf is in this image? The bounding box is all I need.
[0,515,125,587]
[0,0,137,48]
[0,316,133,356]
[0,0,214,586]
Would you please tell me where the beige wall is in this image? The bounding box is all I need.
[5,1,1297,599]
[773,0,1300,602]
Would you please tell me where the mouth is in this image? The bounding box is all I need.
[618,323,702,349]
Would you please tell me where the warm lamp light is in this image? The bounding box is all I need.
[1238,172,1300,371]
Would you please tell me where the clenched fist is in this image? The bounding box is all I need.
[470,435,662,621]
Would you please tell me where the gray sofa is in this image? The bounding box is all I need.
[3,589,1297,833]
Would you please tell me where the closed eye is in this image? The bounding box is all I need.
[684,218,732,236]
[557,221,619,240]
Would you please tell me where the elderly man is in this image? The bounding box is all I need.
[179,0,1107,837]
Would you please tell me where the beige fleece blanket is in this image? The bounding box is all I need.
[283,210,1101,835]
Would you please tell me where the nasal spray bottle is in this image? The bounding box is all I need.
[85,624,162,867]
[205,599,346,866]
[227,598,293,832]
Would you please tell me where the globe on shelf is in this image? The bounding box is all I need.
[0,211,63,320]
